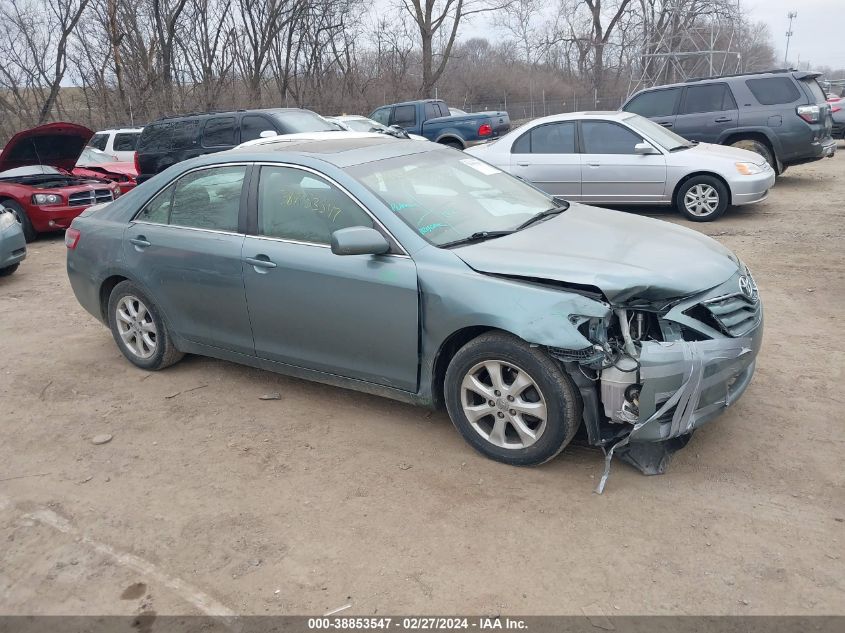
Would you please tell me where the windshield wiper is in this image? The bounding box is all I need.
[439,230,514,249]
[513,202,569,231]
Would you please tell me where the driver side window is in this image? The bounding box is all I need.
[581,121,644,155]
[258,166,374,244]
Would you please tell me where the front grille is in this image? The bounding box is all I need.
[700,293,760,337]
[68,189,114,207]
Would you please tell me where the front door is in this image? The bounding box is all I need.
[242,165,419,391]
[123,164,254,355]
[578,120,667,204]
[509,121,581,199]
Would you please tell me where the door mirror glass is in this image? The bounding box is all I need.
[634,142,659,155]
[331,226,390,256]
[259,130,277,138]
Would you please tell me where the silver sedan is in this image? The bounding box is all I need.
[466,111,776,221]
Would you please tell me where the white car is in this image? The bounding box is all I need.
[465,111,775,221]
[87,128,143,162]
[328,115,428,141]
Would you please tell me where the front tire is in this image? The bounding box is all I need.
[675,175,729,222]
[107,280,183,370]
[0,263,19,277]
[3,201,37,242]
[444,332,582,466]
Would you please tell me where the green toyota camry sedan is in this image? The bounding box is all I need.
[66,132,763,488]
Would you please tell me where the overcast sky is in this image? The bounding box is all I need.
[463,0,844,71]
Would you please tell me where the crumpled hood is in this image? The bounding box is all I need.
[0,122,94,172]
[687,142,767,165]
[454,204,740,303]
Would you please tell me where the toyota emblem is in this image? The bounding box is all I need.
[738,275,757,301]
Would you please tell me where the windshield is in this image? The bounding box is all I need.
[272,111,340,134]
[343,118,387,133]
[346,150,558,246]
[624,114,692,150]
[77,147,118,165]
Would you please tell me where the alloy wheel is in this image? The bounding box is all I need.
[115,295,157,359]
[460,360,547,449]
[683,184,720,217]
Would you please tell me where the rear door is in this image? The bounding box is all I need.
[123,164,254,355]
[509,121,581,198]
[241,165,419,391]
[673,82,738,143]
[623,87,681,130]
[579,119,667,204]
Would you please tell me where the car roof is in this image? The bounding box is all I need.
[96,128,144,133]
[631,69,812,93]
[152,108,311,122]
[518,111,635,126]
[226,133,434,168]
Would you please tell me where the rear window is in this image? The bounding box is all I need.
[745,78,801,105]
[202,117,237,147]
[88,133,108,151]
[681,83,736,114]
[113,132,140,151]
[271,110,337,134]
[140,120,203,152]
[625,88,680,117]
[801,78,827,104]
[137,124,173,152]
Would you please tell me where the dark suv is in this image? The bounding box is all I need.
[622,69,836,174]
[135,108,338,179]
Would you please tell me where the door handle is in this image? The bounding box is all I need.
[659,122,673,128]
[586,162,600,167]
[129,236,151,249]
[516,162,530,167]
[714,117,732,123]
[244,255,277,270]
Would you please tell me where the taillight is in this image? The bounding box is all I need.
[833,106,842,113]
[478,123,492,137]
[65,228,80,249]
[133,151,141,175]
[796,104,821,123]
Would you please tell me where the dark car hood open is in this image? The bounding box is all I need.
[0,122,94,173]
[453,204,740,304]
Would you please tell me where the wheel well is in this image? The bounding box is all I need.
[99,275,129,322]
[672,172,733,207]
[723,132,776,159]
[430,326,494,409]
[436,136,464,148]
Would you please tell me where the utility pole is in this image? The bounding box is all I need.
[784,11,797,67]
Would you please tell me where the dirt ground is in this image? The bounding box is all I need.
[1,146,844,619]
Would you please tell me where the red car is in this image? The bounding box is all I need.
[0,122,122,242]
[73,146,138,194]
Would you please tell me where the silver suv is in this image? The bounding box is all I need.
[623,69,836,174]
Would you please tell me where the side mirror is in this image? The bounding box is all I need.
[259,130,277,139]
[331,226,390,256]
[634,142,659,155]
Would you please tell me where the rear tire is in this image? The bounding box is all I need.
[0,263,19,277]
[3,201,37,242]
[107,280,183,370]
[675,175,729,222]
[444,331,581,466]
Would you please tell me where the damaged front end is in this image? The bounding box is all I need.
[552,267,763,493]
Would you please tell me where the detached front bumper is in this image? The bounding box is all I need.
[631,317,763,443]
